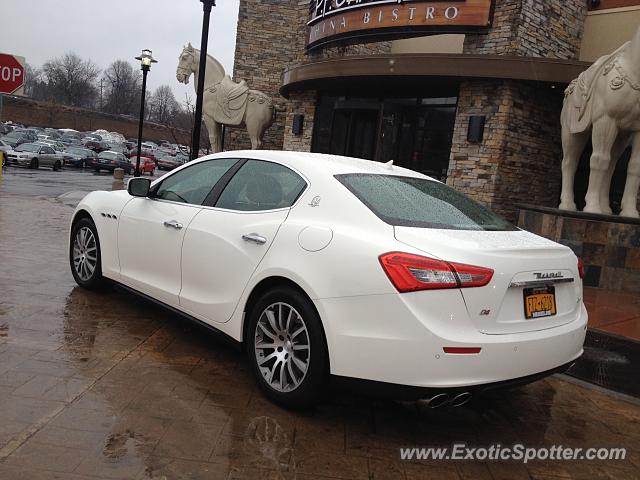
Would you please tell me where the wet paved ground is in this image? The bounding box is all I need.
[1,167,639,479]
[585,288,640,342]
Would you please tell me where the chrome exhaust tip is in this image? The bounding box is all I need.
[450,392,472,408]
[424,393,450,409]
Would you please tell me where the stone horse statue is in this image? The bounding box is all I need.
[176,43,274,152]
[559,27,640,218]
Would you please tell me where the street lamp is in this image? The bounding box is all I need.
[192,0,216,160]
[134,49,157,177]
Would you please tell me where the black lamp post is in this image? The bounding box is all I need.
[134,49,157,177]
[192,0,216,160]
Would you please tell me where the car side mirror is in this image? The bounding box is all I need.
[128,177,151,197]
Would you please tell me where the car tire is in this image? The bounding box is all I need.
[69,217,104,290]
[30,158,38,169]
[247,286,328,409]
[53,160,61,171]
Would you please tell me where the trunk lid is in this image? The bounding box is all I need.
[394,227,583,334]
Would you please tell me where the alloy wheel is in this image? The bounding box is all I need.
[254,302,310,393]
[72,227,98,281]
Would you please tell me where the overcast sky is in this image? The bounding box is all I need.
[0,0,240,103]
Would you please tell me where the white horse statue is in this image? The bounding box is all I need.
[176,43,274,152]
[559,27,640,218]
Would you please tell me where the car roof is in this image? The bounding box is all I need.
[203,150,431,180]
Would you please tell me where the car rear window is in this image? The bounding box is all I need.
[335,173,517,231]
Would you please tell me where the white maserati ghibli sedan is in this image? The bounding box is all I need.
[69,151,587,408]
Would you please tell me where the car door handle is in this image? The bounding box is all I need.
[242,233,267,245]
[163,220,183,230]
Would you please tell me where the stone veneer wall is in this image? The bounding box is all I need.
[448,80,564,220]
[282,90,317,152]
[449,0,587,220]
[518,207,640,293]
[226,0,390,152]
[463,0,586,60]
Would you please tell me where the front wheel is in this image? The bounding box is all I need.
[69,218,104,289]
[247,287,328,409]
[30,158,39,169]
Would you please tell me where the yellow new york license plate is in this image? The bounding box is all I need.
[523,286,557,319]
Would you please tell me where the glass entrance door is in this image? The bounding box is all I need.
[378,98,456,181]
[329,107,379,160]
[312,95,457,180]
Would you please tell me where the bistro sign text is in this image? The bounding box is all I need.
[308,0,494,49]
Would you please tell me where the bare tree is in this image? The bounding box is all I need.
[102,60,141,116]
[24,63,47,100]
[149,85,180,125]
[41,53,100,108]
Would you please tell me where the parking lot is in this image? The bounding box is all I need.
[0,167,639,479]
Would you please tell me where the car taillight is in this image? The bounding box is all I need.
[379,252,493,293]
[577,257,584,279]
[112,160,118,165]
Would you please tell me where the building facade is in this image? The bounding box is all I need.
[225,0,640,221]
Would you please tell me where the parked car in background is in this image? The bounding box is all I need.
[0,139,12,167]
[156,152,181,171]
[129,148,157,163]
[88,150,132,174]
[130,156,155,175]
[85,140,111,153]
[107,143,129,155]
[43,128,62,139]
[16,128,40,139]
[63,147,97,168]
[6,143,63,170]
[37,140,66,153]
[1,131,32,148]
[60,135,83,146]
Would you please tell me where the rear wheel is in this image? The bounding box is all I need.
[69,218,104,289]
[247,286,328,408]
[53,160,61,171]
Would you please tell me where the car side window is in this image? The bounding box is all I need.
[155,158,239,206]
[215,160,307,211]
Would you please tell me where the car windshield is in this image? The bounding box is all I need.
[68,148,87,155]
[335,173,517,231]
[15,144,40,153]
[98,152,116,159]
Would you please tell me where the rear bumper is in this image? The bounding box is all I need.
[315,292,587,389]
[331,360,577,400]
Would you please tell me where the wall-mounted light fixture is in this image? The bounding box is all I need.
[292,114,304,136]
[467,115,486,143]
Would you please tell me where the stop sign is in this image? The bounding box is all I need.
[0,54,25,95]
